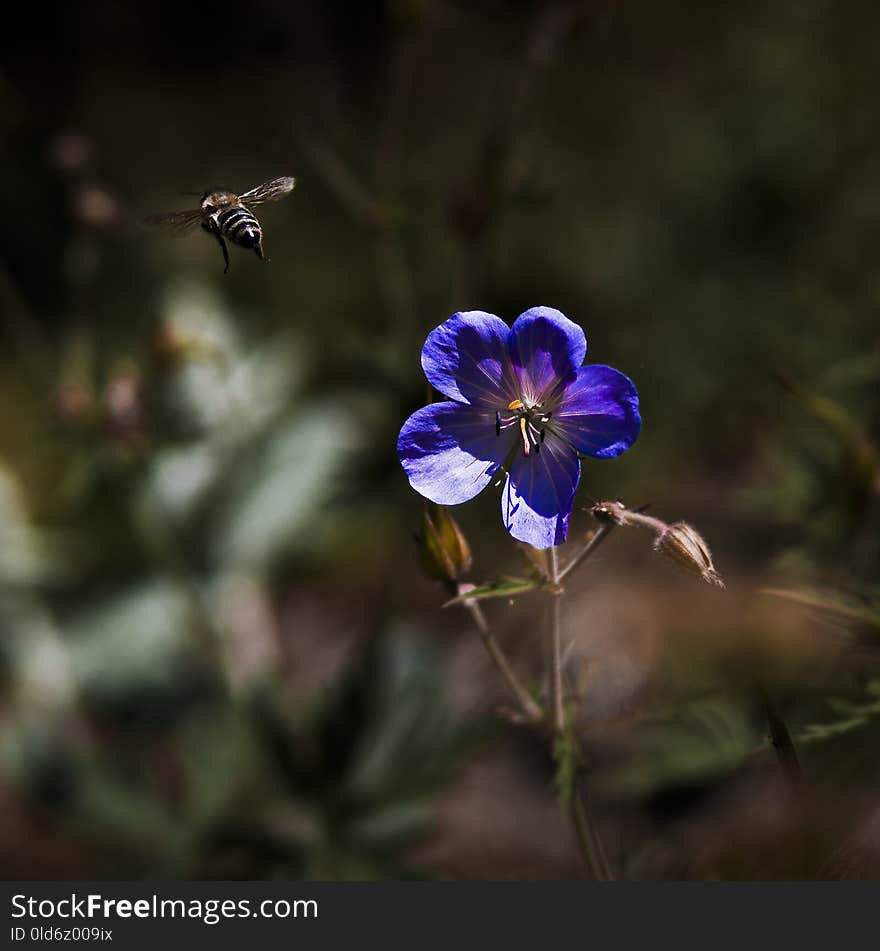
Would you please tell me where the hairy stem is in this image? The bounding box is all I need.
[571,788,613,882]
[558,522,616,583]
[461,593,544,725]
[549,546,565,733]
[759,685,804,795]
[548,545,613,879]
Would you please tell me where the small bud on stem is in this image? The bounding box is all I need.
[590,501,724,588]
[654,522,725,588]
[415,504,473,585]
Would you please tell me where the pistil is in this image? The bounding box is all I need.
[495,398,553,456]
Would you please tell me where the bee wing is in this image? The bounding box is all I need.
[141,208,204,235]
[238,176,296,206]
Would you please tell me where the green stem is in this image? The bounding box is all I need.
[463,595,544,725]
[759,685,803,795]
[549,546,565,734]
[558,522,616,583]
[571,788,613,881]
[548,545,612,879]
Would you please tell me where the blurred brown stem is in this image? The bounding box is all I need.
[459,568,613,878]
[447,1,579,305]
[296,130,417,334]
[296,132,384,227]
[571,784,613,881]
[558,521,616,582]
[760,686,804,795]
[0,258,56,388]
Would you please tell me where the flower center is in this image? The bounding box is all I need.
[495,398,553,457]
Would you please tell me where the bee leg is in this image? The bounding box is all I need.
[203,220,230,273]
[255,238,270,264]
[216,234,230,274]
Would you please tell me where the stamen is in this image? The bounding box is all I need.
[519,417,531,456]
[528,420,543,453]
[495,397,558,458]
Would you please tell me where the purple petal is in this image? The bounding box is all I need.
[421,311,513,406]
[507,307,587,404]
[398,401,509,505]
[501,435,580,549]
[553,364,641,458]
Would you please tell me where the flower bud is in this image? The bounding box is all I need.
[416,505,473,584]
[590,500,629,526]
[654,522,724,588]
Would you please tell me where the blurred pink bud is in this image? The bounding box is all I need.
[48,132,95,174]
[103,367,144,443]
[72,184,122,229]
[55,379,94,423]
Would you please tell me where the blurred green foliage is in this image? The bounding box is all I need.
[1,0,879,878]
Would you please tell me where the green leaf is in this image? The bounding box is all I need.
[759,588,880,633]
[777,373,879,493]
[797,681,880,745]
[443,577,540,606]
[597,697,757,797]
[68,581,194,696]
[211,402,360,569]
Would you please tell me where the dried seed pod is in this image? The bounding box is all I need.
[654,522,725,588]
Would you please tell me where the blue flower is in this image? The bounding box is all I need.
[398,307,641,549]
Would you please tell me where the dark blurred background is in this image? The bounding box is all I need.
[1,0,879,879]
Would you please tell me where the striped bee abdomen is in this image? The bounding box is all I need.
[218,205,262,251]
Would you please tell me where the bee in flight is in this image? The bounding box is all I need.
[144,176,296,273]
